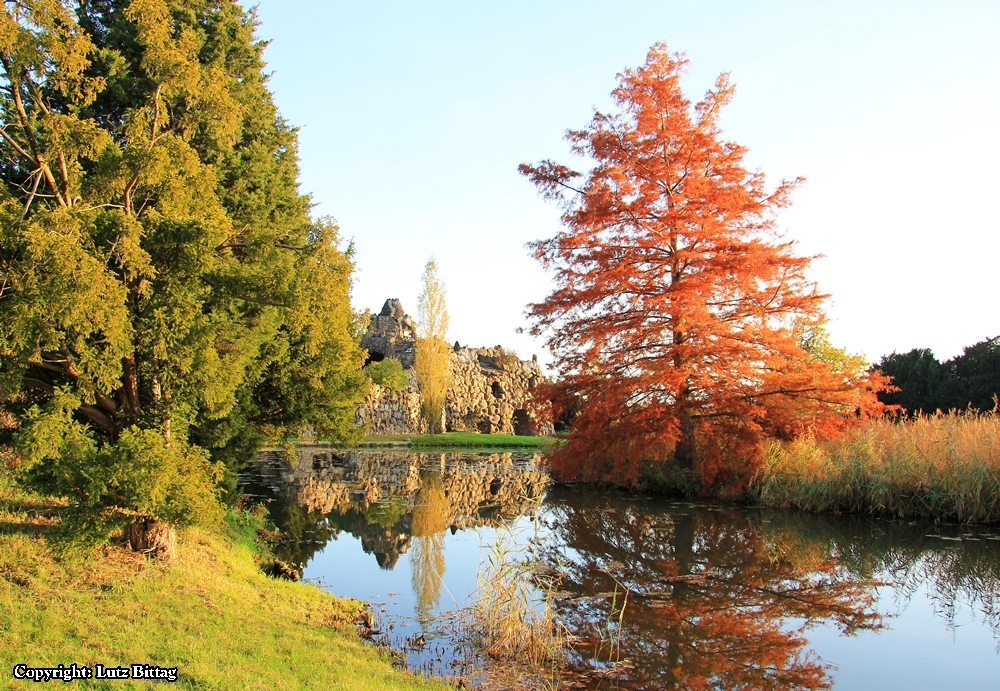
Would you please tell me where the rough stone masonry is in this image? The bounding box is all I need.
[355,299,553,436]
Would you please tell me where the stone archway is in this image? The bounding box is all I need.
[513,408,532,436]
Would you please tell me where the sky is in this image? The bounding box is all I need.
[248,0,999,369]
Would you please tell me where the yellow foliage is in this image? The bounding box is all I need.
[410,470,449,620]
[415,258,451,432]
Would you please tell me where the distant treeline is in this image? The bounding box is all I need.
[875,336,1000,415]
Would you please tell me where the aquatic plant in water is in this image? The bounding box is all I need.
[447,526,568,689]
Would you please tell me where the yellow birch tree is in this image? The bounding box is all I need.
[415,258,451,433]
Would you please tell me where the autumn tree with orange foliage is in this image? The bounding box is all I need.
[520,45,885,489]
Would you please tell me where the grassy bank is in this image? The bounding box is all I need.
[361,432,554,449]
[0,477,445,690]
[752,412,1000,523]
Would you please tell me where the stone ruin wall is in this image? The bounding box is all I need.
[354,372,423,435]
[356,299,553,436]
[445,346,545,435]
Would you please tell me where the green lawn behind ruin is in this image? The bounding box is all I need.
[360,431,555,449]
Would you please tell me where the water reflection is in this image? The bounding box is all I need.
[540,489,884,689]
[755,511,1000,644]
[239,448,547,570]
[412,471,449,620]
[239,450,1000,690]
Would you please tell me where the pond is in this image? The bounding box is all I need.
[239,447,1000,690]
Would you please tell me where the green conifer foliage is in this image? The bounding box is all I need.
[0,0,366,541]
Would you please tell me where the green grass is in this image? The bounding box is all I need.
[752,412,1000,523]
[361,432,555,449]
[0,477,445,690]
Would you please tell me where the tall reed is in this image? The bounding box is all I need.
[452,528,567,689]
[752,412,1000,523]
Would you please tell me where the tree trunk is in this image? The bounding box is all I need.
[121,518,176,561]
[674,408,696,470]
[120,355,140,415]
[431,410,446,434]
[664,513,696,687]
[672,312,695,470]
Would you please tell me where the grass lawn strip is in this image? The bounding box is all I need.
[0,479,445,690]
[361,432,555,449]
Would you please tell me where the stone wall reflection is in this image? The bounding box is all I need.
[240,448,548,570]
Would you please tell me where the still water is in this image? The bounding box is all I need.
[240,448,1000,690]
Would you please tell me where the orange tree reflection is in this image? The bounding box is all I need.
[539,489,884,690]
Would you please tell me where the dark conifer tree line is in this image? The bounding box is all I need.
[876,337,1000,416]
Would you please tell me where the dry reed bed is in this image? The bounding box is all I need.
[449,529,567,690]
[752,413,1000,523]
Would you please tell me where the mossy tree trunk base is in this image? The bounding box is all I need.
[121,518,176,561]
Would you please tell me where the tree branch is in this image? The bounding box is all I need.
[0,125,35,162]
[1,57,66,207]
[21,376,118,437]
[20,168,41,219]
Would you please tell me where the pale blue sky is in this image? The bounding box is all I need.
[249,0,999,367]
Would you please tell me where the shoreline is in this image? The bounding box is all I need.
[0,478,446,691]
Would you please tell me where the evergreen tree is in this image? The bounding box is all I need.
[948,337,1000,412]
[875,338,1000,416]
[875,349,949,415]
[0,0,366,548]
